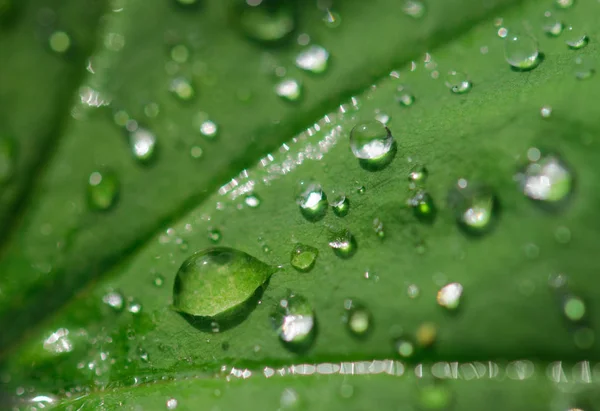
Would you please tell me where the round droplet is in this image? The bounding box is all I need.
[102,290,124,311]
[0,135,16,184]
[540,106,552,118]
[555,0,574,9]
[170,77,195,101]
[563,295,586,322]
[328,229,357,259]
[190,146,204,159]
[153,274,165,287]
[445,71,471,94]
[170,44,189,64]
[199,119,218,140]
[295,179,327,221]
[408,190,436,223]
[271,294,316,350]
[275,78,302,102]
[418,385,452,410]
[237,0,295,44]
[447,181,497,235]
[49,31,71,54]
[208,228,222,244]
[542,11,563,37]
[504,32,540,70]
[374,111,390,125]
[173,247,275,318]
[290,244,318,272]
[437,282,463,310]
[349,121,394,161]
[395,339,415,358]
[87,170,119,211]
[343,299,371,337]
[402,0,425,18]
[295,45,329,74]
[244,193,261,208]
[564,25,588,49]
[408,164,428,186]
[517,153,573,204]
[395,86,415,107]
[574,56,595,80]
[356,185,366,195]
[329,191,349,217]
[166,397,178,410]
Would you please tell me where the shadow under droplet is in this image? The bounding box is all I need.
[358,141,397,172]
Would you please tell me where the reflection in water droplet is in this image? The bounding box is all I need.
[130,128,157,162]
[408,190,436,223]
[437,282,463,310]
[0,135,16,184]
[170,77,195,101]
[504,32,540,70]
[517,153,573,204]
[574,56,595,80]
[290,244,318,272]
[49,31,71,54]
[199,120,218,139]
[445,71,472,94]
[271,294,316,351]
[447,181,498,235]
[127,298,142,314]
[295,179,327,221]
[402,0,425,18]
[563,295,586,322]
[540,106,552,118]
[154,274,165,287]
[542,11,563,37]
[564,25,588,49]
[349,121,394,161]
[343,299,371,337]
[295,45,329,74]
[408,164,428,187]
[173,247,274,317]
[328,229,357,259]
[237,0,295,44]
[43,328,74,354]
[396,86,415,107]
[87,170,119,211]
[275,78,302,102]
[102,290,124,311]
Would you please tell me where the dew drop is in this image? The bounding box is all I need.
[295,179,327,221]
[437,282,463,310]
[349,121,394,162]
[573,56,595,80]
[244,193,261,208]
[564,25,588,49]
[408,164,428,187]
[271,294,316,351]
[395,339,415,358]
[208,228,222,244]
[504,32,540,70]
[166,397,178,410]
[199,119,219,140]
[408,190,436,223]
[237,0,295,44]
[290,243,318,272]
[170,77,195,101]
[173,247,275,317]
[374,111,390,125]
[555,0,574,9]
[329,191,349,217]
[102,291,124,312]
[323,9,341,28]
[153,274,165,287]
[540,106,552,118]
[356,185,366,195]
[447,181,498,235]
[563,295,586,322]
[87,170,119,211]
[328,229,357,259]
[402,0,426,18]
[130,128,157,162]
[554,226,571,244]
[49,31,71,54]
[407,284,420,299]
[395,86,415,107]
[542,11,563,37]
[517,153,573,204]
[170,44,190,64]
[127,298,142,314]
[275,78,302,102]
[0,135,16,184]
[373,217,385,239]
[280,388,300,409]
[138,346,149,362]
[343,299,371,337]
[445,71,472,94]
[295,45,329,74]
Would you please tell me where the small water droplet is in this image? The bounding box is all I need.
[408,164,428,187]
[328,229,357,259]
[144,102,160,118]
[573,56,595,80]
[447,181,498,235]
[323,9,341,28]
[295,179,327,221]
[295,45,329,74]
[0,135,16,184]
[517,153,573,205]
[339,383,354,399]
[280,388,300,409]
[416,322,437,347]
[290,243,318,272]
[199,120,218,139]
[542,11,563,37]
[564,25,588,49]
[563,295,586,322]
[87,170,119,211]
[153,274,165,287]
[395,86,415,107]
[49,31,71,54]
[540,106,552,118]
[170,44,189,64]
[127,298,142,314]
[275,78,302,102]
[349,121,395,167]
[166,397,178,410]
[329,191,349,217]
[208,228,222,244]
[445,71,472,94]
[408,190,436,223]
[504,32,540,70]
[244,193,261,208]
[343,299,371,337]
[129,128,157,162]
[237,0,295,44]
[271,294,316,351]
[102,291,124,311]
[173,247,275,317]
[395,338,415,358]
[402,0,426,18]
[437,282,463,310]
[555,0,574,9]
[170,77,195,101]
[373,217,385,239]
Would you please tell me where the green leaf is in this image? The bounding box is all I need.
[1,0,600,409]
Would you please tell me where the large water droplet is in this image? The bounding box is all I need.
[129,128,157,162]
[328,229,357,259]
[564,25,588,49]
[408,164,428,188]
[271,294,316,352]
[295,45,329,74]
[445,71,471,94]
[102,290,124,311]
[237,0,295,44]
[504,32,540,71]
[395,338,415,358]
[87,170,119,211]
[349,121,395,169]
[343,299,371,338]
[295,179,327,221]
[0,135,16,184]
[437,282,463,310]
[447,180,498,235]
[173,247,275,318]
[275,78,302,102]
[290,244,318,272]
[555,0,574,9]
[517,153,573,205]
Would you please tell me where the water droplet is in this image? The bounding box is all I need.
[166,397,178,410]
[130,128,157,162]
[295,45,329,74]
[402,0,426,18]
[517,153,573,205]
[395,86,415,107]
[540,106,552,118]
[542,11,563,37]
[408,164,428,187]
[564,25,588,49]
[275,78,302,102]
[343,299,371,337]
[373,217,385,239]
[170,77,195,101]
[190,146,204,159]
[574,56,595,80]
[563,295,586,322]
[87,170,119,211]
[173,247,275,317]
[349,121,395,166]
[49,31,71,54]
[447,181,498,235]
[408,190,436,223]
[102,291,124,312]
[323,9,341,28]
[271,294,316,351]
[237,0,295,44]
[295,179,327,221]
[407,284,420,299]
[329,191,349,217]
[0,135,16,184]
[328,229,357,259]
[437,282,463,310]
[395,338,415,358]
[356,185,366,195]
[244,193,261,208]
[445,71,472,94]
[127,298,142,314]
[280,388,300,409]
[138,346,149,362]
[153,274,165,287]
[504,32,540,70]
[170,44,189,64]
[416,322,437,347]
[554,226,571,244]
[208,228,222,244]
[555,0,574,9]
[290,244,318,272]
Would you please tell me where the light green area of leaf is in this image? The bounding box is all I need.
[1,0,600,409]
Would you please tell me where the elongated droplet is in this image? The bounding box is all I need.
[437,283,463,310]
[504,32,540,70]
[343,299,371,337]
[87,170,119,211]
[0,135,16,184]
[295,45,329,74]
[402,0,426,18]
[290,244,318,272]
[271,294,316,351]
[555,0,574,9]
[328,229,357,259]
[275,78,302,102]
[517,153,573,204]
[349,121,395,169]
[295,179,327,221]
[173,247,275,317]
[447,180,498,235]
[237,0,295,44]
[408,164,428,187]
[445,71,471,94]
[130,128,157,162]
